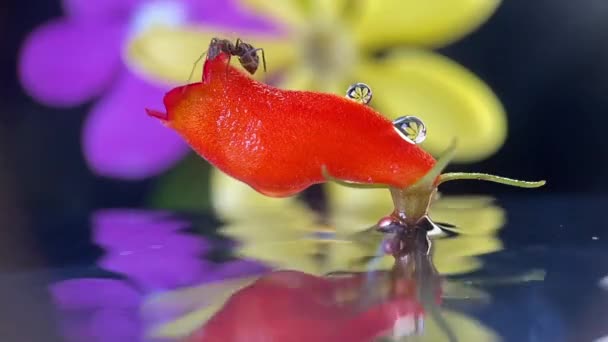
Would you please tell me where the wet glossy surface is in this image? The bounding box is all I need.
[1,195,607,341]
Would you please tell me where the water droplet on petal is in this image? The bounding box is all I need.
[345,82,372,105]
[393,116,427,144]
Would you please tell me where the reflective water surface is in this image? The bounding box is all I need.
[1,195,607,342]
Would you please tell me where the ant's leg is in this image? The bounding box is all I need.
[224,54,233,76]
[187,51,207,83]
[253,48,267,72]
[182,50,207,93]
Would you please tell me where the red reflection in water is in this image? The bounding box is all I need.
[187,229,444,342]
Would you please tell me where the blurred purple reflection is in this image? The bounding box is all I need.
[50,209,267,342]
[18,0,272,179]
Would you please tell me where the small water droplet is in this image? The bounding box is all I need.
[393,116,427,144]
[345,82,372,104]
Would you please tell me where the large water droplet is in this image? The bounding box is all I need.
[345,82,372,104]
[393,116,427,144]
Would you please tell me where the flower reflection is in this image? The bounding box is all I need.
[144,172,506,340]
[52,279,143,342]
[151,228,500,341]
[50,209,266,342]
[211,170,505,276]
[210,170,392,275]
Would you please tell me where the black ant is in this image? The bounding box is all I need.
[209,37,267,75]
[186,37,267,85]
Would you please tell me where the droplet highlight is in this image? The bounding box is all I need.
[345,82,372,105]
[393,116,427,144]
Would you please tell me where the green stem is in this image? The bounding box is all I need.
[438,172,546,188]
[411,140,457,189]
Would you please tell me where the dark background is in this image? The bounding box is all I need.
[1,0,608,223]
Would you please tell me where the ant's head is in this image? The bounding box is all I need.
[208,37,233,59]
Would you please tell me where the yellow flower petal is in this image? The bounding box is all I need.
[237,240,335,275]
[435,235,502,258]
[238,0,307,29]
[325,184,393,232]
[331,236,394,272]
[314,77,349,95]
[310,0,350,20]
[442,280,490,301]
[434,255,482,275]
[279,66,349,95]
[430,196,506,235]
[277,67,315,90]
[226,223,390,275]
[352,0,501,49]
[433,235,502,275]
[125,25,296,85]
[355,50,506,162]
[220,220,315,246]
[210,169,312,222]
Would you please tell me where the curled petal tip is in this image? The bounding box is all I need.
[146,108,168,121]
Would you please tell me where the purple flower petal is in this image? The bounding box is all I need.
[62,0,139,21]
[59,309,140,342]
[18,19,123,107]
[102,231,209,258]
[51,279,141,311]
[92,209,197,249]
[82,70,189,179]
[100,253,212,291]
[203,259,269,282]
[185,0,277,32]
[91,209,211,288]
[89,308,141,342]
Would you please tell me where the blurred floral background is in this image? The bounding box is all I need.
[3,0,608,218]
[1,0,608,341]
